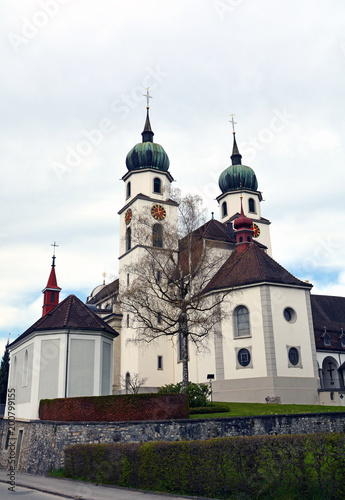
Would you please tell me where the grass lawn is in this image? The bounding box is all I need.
[190,401,345,418]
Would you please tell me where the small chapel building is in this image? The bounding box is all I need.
[5,257,118,420]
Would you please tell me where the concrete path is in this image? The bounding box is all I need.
[0,469,216,499]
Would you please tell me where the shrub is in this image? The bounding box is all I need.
[39,393,189,421]
[65,433,345,499]
[158,382,211,408]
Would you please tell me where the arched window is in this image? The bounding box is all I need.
[152,224,163,247]
[23,349,28,386]
[248,198,256,213]
[51,292,55,303]
[153,177,161,194]
[234,306,250,337]
[126,182,131,199]
[222,201,228,218]
[126,227,131,251]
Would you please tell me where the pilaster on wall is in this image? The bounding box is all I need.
[304,290,319,380]
[260,285,277,377]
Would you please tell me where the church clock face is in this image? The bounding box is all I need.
[252,223,260,238]
[151,204,166,221]
[125,208,132,225]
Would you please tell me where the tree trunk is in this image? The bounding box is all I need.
[182,330,189,390]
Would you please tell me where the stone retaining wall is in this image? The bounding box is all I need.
[1,412,345,475]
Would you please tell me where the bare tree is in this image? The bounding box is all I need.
[121,373,148,394]
[120,193,231,390]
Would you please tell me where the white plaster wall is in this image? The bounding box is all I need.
[124,170,172,205]
[119,199,178,259]
[219,190,262,221]
[220,288,268,379]
[5,330,114,420]
[270,286,316,378]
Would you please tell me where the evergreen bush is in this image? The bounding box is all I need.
[158,382,211,408]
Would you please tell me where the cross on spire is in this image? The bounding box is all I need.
[143,88,152,109]
[229,114,237,133]
[51,241,59,267]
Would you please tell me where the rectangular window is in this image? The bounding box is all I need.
[127,273,130,285]
[157,355,163,370]
[126,314,129,328]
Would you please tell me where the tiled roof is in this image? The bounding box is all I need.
[87,279,119,304]
[203,243,312,292]
[9,295,118,348]
[178,219,235,276]
[311,294,345,352]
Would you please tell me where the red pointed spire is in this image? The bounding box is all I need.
[42,244,61,316]
[234,197,253,252]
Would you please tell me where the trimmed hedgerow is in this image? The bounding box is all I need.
[39,393,189,422]
[65,432,345,499]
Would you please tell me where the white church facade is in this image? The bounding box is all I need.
[87,104,345,407]
[6,102,345,421]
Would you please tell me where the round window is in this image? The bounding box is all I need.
[238,348,251,367]
[284,307,296,323]
[288,347,299,366]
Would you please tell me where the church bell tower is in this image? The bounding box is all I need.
[217,119,272,255]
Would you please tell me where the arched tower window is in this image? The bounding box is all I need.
[222,201,228,218]
[248,198,256,213]
[152,224,163,248]
[153,177,161,194]
[126,182,131,199]
[23,349,29,386]
[234,306,251,337]
[51,292,55,303]
[126,227,131,251]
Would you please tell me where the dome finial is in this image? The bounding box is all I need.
[229,114,242,166]
[142,88,154,143]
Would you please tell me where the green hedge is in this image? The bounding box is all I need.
[39,393,189,421]
[64,432,345,499]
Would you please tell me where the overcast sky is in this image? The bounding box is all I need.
[1,0,345,353]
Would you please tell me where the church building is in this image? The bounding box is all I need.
[87,99,345,406]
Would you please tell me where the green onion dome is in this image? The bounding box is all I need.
[218,133,258,193]
[126,109,170,172]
